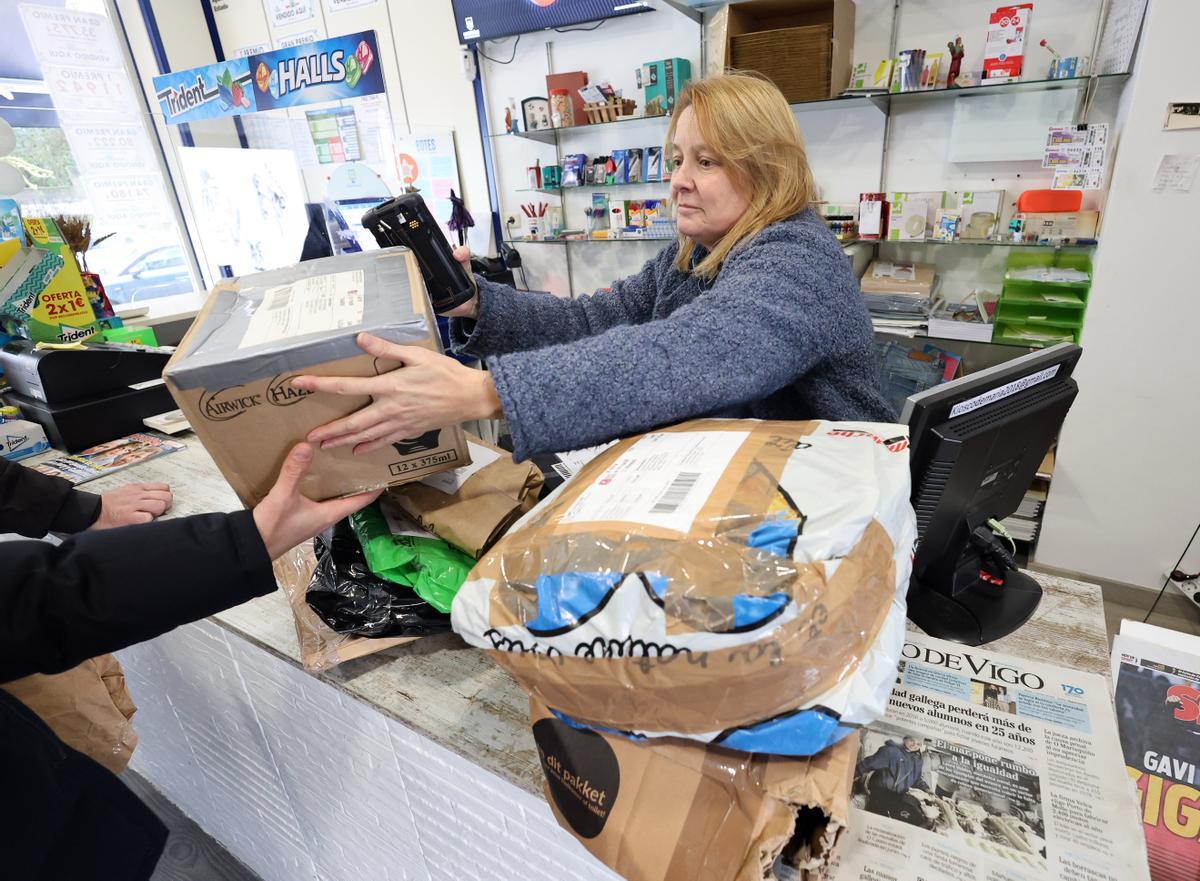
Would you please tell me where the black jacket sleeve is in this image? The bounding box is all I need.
[0,456,101,536]
[0,509,275,682]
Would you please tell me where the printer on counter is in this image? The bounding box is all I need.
[0,340,176,452]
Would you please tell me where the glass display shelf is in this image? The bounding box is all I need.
[843,237,1098,249]
[492,75,1130,142]
[515,180,672,195]
[872,324,1039,351]
[504,237,675,245]
[885,72,1129,106]
[492,112,672,145]
[801,73,1130,113]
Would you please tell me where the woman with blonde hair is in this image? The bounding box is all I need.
[294,73,893,460]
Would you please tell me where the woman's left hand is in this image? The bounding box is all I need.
[291,333,502,455]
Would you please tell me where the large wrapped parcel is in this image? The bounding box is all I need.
[164,250,468,506]
[452,419,916,755]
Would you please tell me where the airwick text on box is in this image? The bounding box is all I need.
[163,250,469,506]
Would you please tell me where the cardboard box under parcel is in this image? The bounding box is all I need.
[164,250,468,506]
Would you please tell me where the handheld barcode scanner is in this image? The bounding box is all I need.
[360,194,476,313]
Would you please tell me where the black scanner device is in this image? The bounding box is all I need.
[0,340,175,452]
[360,194,476,313]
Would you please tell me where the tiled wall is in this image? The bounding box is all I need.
[117,620,619,881]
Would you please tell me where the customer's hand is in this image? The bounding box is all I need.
[443,246,479,319]
[291,333,502,455]
[91,483,173,529]
[252,443,381,560]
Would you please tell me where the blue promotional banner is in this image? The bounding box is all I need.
[152,61,255,125]
[248,30,383,112]
[151,31,384,125]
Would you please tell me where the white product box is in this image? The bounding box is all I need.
[953,190,1006,240]
[888,191,944,241]
[0,419,50,461]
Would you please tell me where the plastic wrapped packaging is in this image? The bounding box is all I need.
[274,539,420,673]
[530,696,856,881]
[452,419,917,756]
[350,498,474,612]
[305,518,452,637]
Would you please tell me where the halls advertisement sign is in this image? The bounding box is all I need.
[249,30,382,111]
[152,30,382,125]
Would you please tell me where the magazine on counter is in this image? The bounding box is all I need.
[1112,620,1200,881]
[32,433,185,485]
[819,632,1149,881]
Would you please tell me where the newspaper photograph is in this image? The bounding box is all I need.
[1112,620,1200,881]
[827,632,1149,881]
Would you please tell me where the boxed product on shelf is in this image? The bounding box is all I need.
[164,250,469,506]
[1016,210,1100,242]
[891,49,925,92]
[858,192,889,239]
[933,209,962,241]
[645,146,663,181]
[887,191,945,240]
[921,51,944,89]
[637,57,692,117]
[627,148,643,183]
[561,154,586,187]
[952,189,1006,239]
[720,0,855,101]
[983,4,1033,82]
[849,58,893,91]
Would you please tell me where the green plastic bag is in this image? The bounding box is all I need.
[350,501,474,613]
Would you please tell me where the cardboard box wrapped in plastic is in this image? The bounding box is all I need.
[452,419,916,755]
[530,696,856,881]
[164,251,468,506]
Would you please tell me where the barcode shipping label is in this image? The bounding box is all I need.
[557,431,750,533]
[240,270,365,348]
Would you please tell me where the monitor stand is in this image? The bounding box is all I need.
[906,568,1042,646]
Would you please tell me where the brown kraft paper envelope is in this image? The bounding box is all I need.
[474,421,897,733]
[387,432,543,558]
[529,696,856,881]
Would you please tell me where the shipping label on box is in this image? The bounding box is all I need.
[164,250,468,506]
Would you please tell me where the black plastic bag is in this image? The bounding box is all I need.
[305,519,452,637]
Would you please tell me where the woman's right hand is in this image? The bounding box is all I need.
[443,246,479,319]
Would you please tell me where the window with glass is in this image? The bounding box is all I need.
[0,0,198,307]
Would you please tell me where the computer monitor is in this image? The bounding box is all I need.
[901,342,1083,645]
